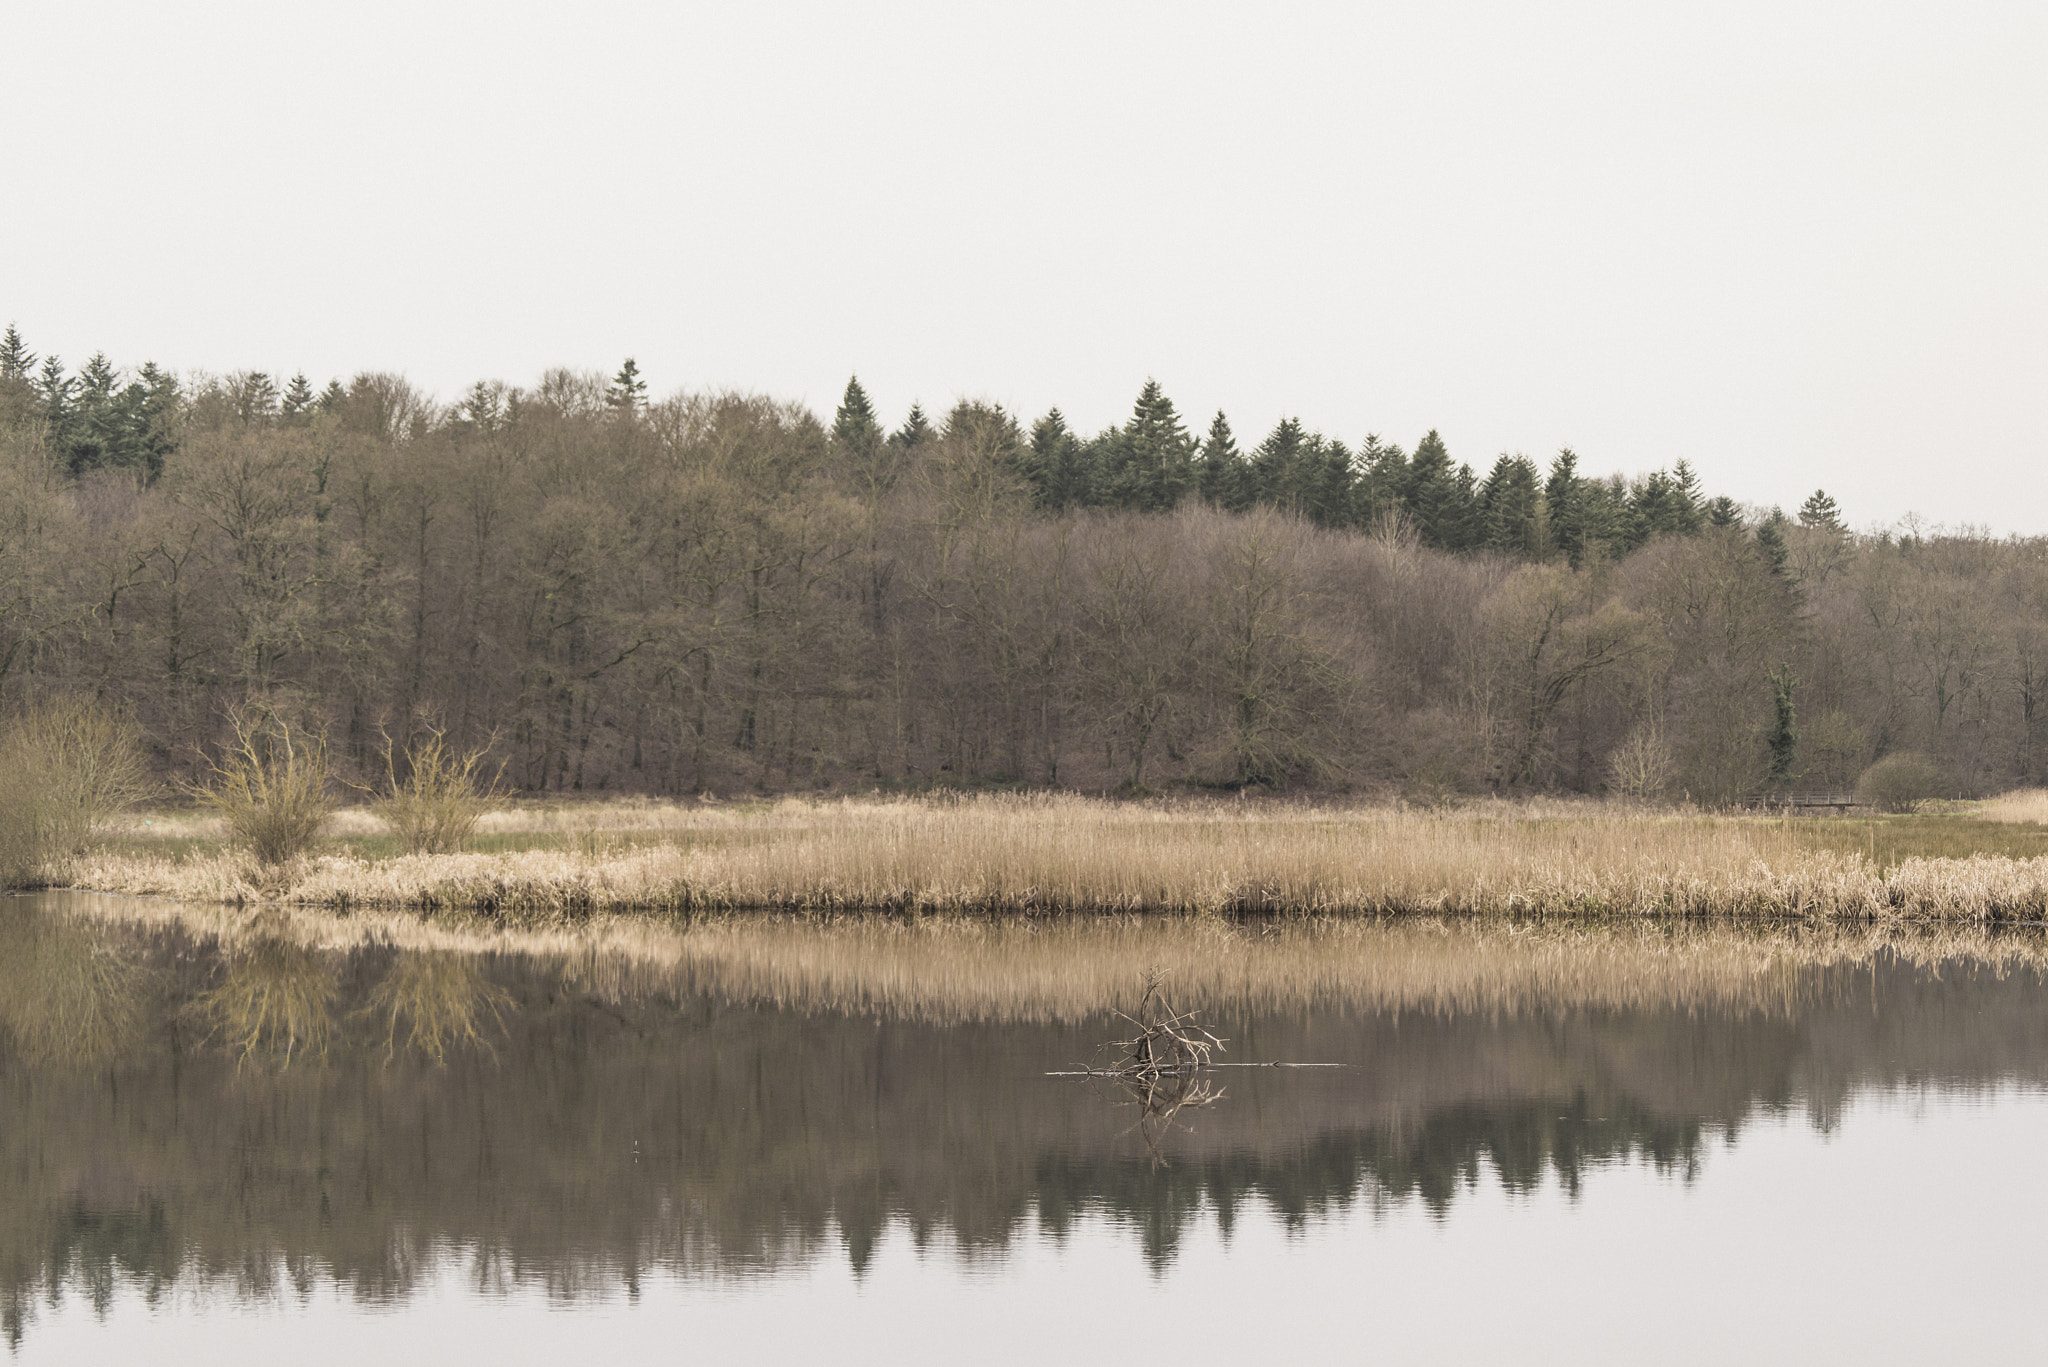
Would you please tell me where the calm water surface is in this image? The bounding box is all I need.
[4,892,2047,1363]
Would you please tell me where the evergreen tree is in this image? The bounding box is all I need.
[1249,417,1309,511]
[35,355,71,417]
[1356,435,1408,526]
[1404,430,1463,549]
[0,324,33,382]
[1100,380,1194,512]
[1196,411,1244,510]
[1304,436,1356,527]
[1479,454,1543,556]
[1754,511,1791,577]
[1706,495,1742,528]
[1026,409,1090,510]
[131,362,180,479]
[832,376,883,461]
[606,358,647,414]
[1797,489,1844,532]
[233,371,280,426]
[1544,449,1586,565]
[889,402,934,452]
[832,376,897,498]
[318,378,347,413]
[281,372,316,425]
[1670,459,1704,533]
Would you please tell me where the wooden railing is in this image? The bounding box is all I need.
[1759,791,1859,810]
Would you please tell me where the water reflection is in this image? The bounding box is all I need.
[3,894,2048,1347]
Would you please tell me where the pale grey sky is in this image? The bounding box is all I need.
[9,1,2045,530]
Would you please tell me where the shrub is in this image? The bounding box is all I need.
[195,710,332,867]
[0,698,152,887]
[367,725,503,855]
[1855,752,1946,813]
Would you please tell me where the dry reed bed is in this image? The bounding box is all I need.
[48,891,2048,1026]
[51,793,2048,921]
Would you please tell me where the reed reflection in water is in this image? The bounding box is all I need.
[4,892,2048,1353]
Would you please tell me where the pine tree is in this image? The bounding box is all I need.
[832,376,883,460]
[1025,409,1090,510]
[1101,380,1194,512]
[0,325,33,382]
[1670,459,1704,534]
[1797,489,1844,533]
[1404,430,1468,549]
[1249,417,1308,511]
[889,402,934,452]
[1305,436,1356,527]
[1706,495,1742,528]
[1479,454,1543,556]
[606,358,648,415]
[1755,512,1790,577]
[1356,435,1408,526]
[459,380,502,431]
[1196,411,1243,510]
[318,378,346,413]
[281,372,316,424]
[1544,449,1586,565]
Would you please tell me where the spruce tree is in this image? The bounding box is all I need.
[1480,454,1543,556]
[1101,380,1194,512]
[281,372,316,424]
[1797,489,1844,532]
[1404,431,1466,549]
[1670,459,1704,534]
[318,378,347,413]
[0,325,33,382]
[1706,495,1742,528]
[1544,449,1586,565]
[1755,512,1791,577]
[1026,409,1090,510]
[889,402,934,452]
[1305,436,1356,527]
[606,358,647,414]
[1196,411,1244,510]
[1356,435,1408,526]
[832,376,896,499]
[1249,417,1308,511]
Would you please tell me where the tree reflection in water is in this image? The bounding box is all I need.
[3,894,2048,1343]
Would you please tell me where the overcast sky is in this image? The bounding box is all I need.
[8,1,2045,531]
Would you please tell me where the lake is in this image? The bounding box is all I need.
[4,891,2047,1363]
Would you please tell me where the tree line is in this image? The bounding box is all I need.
[0,325,2036,802]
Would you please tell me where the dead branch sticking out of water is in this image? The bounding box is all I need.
[1094,970,1230,1166]
[1104,969,1229,1080]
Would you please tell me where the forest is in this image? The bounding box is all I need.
[0,325,2039,804]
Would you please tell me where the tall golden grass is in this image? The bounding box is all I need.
[44,890,2048,1027]
[53,792,2048,921]
[1981,789,2048,825]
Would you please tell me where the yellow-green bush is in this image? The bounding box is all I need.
[0,699,152,887]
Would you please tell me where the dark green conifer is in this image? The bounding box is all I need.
[1797,489,1844,532]
[606,358,647,414]
[1544,449,1586,565]
[1706,495,1742,528]
[0,325,33,382]
[1480,454,1543,556]
[1101,380,1195,512]
[281,373,316,424]
[1196,411,1244,510]
[889,402,934,451]
[1026,409,1090,510]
